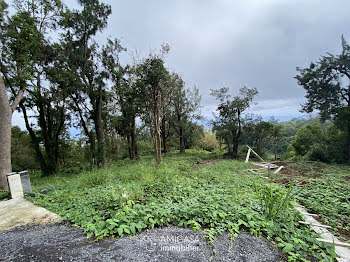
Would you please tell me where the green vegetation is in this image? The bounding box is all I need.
[28,150,340,261]
[0,1,349,260]
[286,162,350,242]
[254,181,294,221]
[0,189,10,200]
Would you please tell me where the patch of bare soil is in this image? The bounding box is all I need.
[272,161,325,185]
[192,159,223,170]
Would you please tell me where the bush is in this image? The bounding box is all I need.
[0,190,10,200]
[307,143,328,162]
[198,130,219,152]
[291,123,325,156]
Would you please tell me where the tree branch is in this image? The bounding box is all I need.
[10,87,26,113]
[0,60,26,113]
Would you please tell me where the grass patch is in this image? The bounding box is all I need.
[28,150,336,261]
[0,190,10,200]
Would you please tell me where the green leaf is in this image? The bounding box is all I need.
[282,243,294,253]
[117,227,123,237]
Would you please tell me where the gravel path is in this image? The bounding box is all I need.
[0,224,282,262]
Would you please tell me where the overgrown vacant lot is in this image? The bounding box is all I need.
[27,150,347,261]
[275,162,350,242]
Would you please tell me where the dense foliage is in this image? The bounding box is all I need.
[296,35,350,162]
[28,150,340,261]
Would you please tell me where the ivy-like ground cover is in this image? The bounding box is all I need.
[28,150,338,261]
[291,163,350,243]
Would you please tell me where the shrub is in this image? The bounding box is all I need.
[254,182,294,221]
[307,143,328,162]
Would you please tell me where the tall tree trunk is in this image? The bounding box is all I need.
[178,113,185,154]
[0,77,25,190]
[20,103,47,173]
[161,117,169,153]
[231,129,240,158]
[127,134,133,160]
[162,130,168,153]
[256,139,262,156]
[131,118,138,159]
[348,127,350,162]
[179,126,185,153]
[0,95,11,190]
[232,137,239,158]
[95,94,104,167]
[154,103,162,164]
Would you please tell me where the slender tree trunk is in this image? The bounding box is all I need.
[178,113,185,154]
[131,118,138,159]
[162,130,168,153]
[179,126,185,153]
[231,130,239,158]
[0,94,11,190]
[348,127,350,162]
[256,139,262,156]
[21,103,47,173]
[127,134,133,160]
[232,137,238,158]
[95,94,104,167]
[161,117,169,153]
[154,109,162,164]
[90,139,96,165]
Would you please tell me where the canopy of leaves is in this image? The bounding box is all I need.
[296,36,350,129]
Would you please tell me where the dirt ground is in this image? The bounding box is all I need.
[272,161,326,184]
[0,224,282,262]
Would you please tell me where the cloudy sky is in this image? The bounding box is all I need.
[12,0,350,128]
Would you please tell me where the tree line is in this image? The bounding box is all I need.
[1,1,349,191]
[0,0,201,190]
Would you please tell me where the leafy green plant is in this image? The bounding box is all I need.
[0,190,10,200]
[27,150,335,260]
[254,181,294,220]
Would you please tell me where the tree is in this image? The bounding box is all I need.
[211,86,258,158]
[252,121,274,156]
[137,56,169,163]
[160,73,176,153]
[2,0,65,176]
[61,0,112,166]
[296,35,350,161]
[172,74,201,153]
[270,124,283,160]
[291,123,325,157]
[101,39,140,160]
[0,1,44,189]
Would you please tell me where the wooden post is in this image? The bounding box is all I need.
[247,146,265,162]
[273,166,284,175]
[245,148,251,163]
[316,238,350,248]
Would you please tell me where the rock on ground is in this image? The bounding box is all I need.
[0,224,282,262]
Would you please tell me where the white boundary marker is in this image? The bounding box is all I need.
[295,205,350,261]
